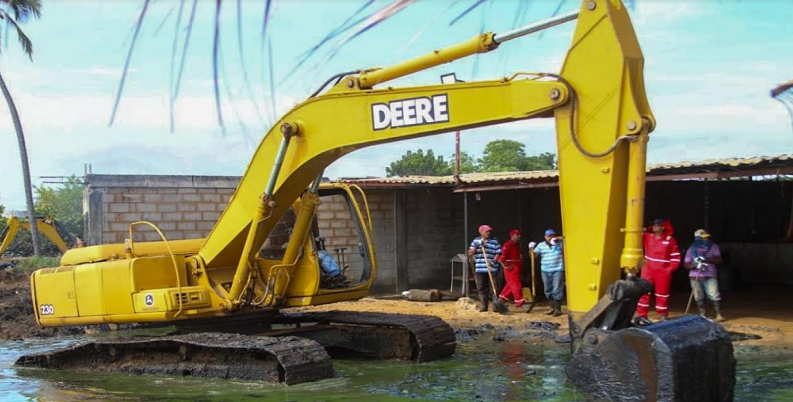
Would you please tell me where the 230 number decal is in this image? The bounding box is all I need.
[39,304,54,315]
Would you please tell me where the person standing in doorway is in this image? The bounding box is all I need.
[530,229,565,317]
[498,229,525,307]
[635,218,681,324]
[684,229,725,322]
[468,225,502,312]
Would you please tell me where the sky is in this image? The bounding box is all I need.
[0,0,792,210]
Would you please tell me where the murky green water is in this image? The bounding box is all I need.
[2,330,793,401]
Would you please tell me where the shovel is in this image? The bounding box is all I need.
[481,245,508,314]
[524,246,537,313]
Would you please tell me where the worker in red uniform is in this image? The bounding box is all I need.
[635,218,681,324]
[498,229,525,307]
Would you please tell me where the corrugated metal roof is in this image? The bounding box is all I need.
[338,154,793,187]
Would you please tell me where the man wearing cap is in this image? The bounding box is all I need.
[684,229,725,322]
[635,219,681,324]
[498,229,525,307]
[468,225,502,312]
[529,229,565,317]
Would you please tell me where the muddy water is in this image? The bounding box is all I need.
[1,330,793,402]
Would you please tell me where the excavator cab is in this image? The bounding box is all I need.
[254,183,376,305]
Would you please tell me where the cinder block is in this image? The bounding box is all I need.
[121,212,142,222]
[330,220,347,228]
[136,204,157,212]
[197,221,216,231]
[162,212,183,221]
[202,194,221,203]
[164,231,184,240]
[122,194,142,203]
[183,194,201,202]
[143,213,162,221]
[334,211,351,220]
[197,188,216,194]
[110,222,129,232]
[163,194,182,203]
[143,194,163,202]
[317,212,335,220]
[222,195,232,203]
[178,203,198,212]
[334,228,353,237]
[317,220,330,229]
[143,232,162,241]
[110,203,130,213]
[197,203,216,212]
[156,188,177,194]
[158,204,178,213]
[178,222,196,231]
[184,231,204,239]
[183,212,202,221]
[103,193,115,203]
[329,202,346,211]
[102,233,118,244]
[178,188,198,194]
[202,212,221,221]
[155,222,175,231]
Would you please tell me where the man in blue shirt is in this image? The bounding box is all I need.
[468,224,501,312]
[530,229,565,317]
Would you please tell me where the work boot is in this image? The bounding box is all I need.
[633,316,653,326]
[696,300,708,317]
[546,300,556,315]
[478,295,489,312]
[713,302,725,322]
[515,299,525,308]
[552,300,562,317]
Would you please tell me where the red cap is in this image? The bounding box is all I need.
[509,229,522,236]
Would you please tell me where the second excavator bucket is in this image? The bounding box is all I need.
[567,314,735,402]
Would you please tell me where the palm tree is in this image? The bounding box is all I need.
[0,0,43,256]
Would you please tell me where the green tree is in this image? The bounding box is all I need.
[448,151,480,174]
[478,140,556,172]
[35,176,84,239]
[0,0,43,256]
[386,149,453,177]
[524,152,556,170]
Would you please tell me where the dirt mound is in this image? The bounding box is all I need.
[0,270,83,340]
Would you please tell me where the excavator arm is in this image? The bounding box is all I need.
[0,216,70,256]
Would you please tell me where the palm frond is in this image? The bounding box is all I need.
[174,0,199,100]
[448,0,488,27]
[3,0,42,24]
[212,0,226,133]
[235,0,265,126]
[168,0,187,133]
[7,13,33,59]
[109,0,152,127]
[322,0,418,64]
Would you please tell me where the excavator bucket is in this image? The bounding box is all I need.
[567,314,735,402]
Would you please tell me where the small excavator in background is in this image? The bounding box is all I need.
[0,216,72,257]
[18,1,735,400]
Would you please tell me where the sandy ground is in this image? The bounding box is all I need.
[2,268,791,350]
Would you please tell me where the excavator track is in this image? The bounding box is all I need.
[15,333,333,385]
[272,311,457,362]
[15,311,455,385]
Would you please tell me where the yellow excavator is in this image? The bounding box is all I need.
[0,216,71,257]
[17,1,735,400]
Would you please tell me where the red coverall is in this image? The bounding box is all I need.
[636,220,681,318]
[498,239,524,306]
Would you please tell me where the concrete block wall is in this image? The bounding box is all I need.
[84,174,240,246]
